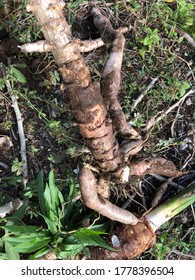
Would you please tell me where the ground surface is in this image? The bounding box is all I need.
[0,0,194,260]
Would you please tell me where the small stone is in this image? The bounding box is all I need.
[186,98,192,106]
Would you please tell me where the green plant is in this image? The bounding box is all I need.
[1,1,41,43]
[0,176,22,189]
[151,227,191,260]
[39,70,60,88]
[0,171,112,260]
[172,0,194,30]
[151,0,194,35]
[154,138,180,152]
[11,158,23,176]
[161,77,190,101]
[139,28,160,58]
[131,113,145,128]
[6,64,27,86]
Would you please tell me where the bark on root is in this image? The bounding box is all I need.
[130,157,183,177]
[26,1,122,172]
[91,7,140,139]
[79,157,182,225]
[79,166,139,225]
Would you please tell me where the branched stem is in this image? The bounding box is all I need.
[143,88,195,131]
[0,63,28,187]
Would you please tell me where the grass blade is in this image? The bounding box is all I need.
[37,171,46,215]
[49,171,58,212]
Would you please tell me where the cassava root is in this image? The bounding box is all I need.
[79,166,139,225]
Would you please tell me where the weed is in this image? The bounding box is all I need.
[11,158,23,176]
[131,113,146,128]
[150,225,192,260]
[139,28,160,58]
[0,171,112,260]
[161,78,190,101]
[1,1,41,43]
[39,70,60,88]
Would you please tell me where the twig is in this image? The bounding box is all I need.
[0,162,9,170]
[166,249,195,260]
[138,182,147,209]
[0,63,28,187]
[150,173,184,191]
[170,100,183,137]
[143,88,195,131]
[166,23,195,48]
[178,56,195,82]
[122,193,136,209]
[181,227,195,241]
[151,177,173,208]
[180,129,195,170]
[131,76,159,111]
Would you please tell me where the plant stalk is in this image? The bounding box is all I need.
[145,181,195,231]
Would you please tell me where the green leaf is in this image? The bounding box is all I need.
[88,222,111,232]
[43,182,53,218]
[0,253,8,260]
[48,170,59,214]
[39,213,58,235]
[132,1,141,9]
[80,228,108,235]
[60,227,115,259]
[30,247,50,260]
[0,78,5,90]
[60,223,112,257]
[3,232,49,244]
[139,48,147,59]
[57,246,84,259]
[75,229,114,251]
[63,177,76,223]
[58,189,65,205]
[10,66,26,83]
[3,231,51,254]
[1,225,39,234]
[143,37,153,46]
[60,235,86,259]
[13,238,51,253]
[5,242,20,260]
[183,81,190,90]
[37,171,46,215]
